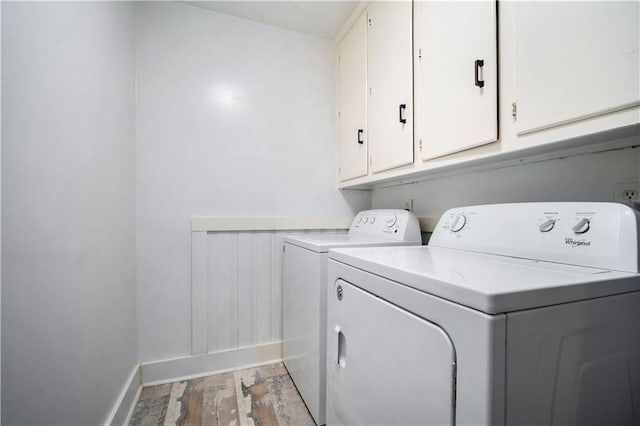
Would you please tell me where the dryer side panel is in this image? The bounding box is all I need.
[282,244,327,425]
[326,279,456,426]
[506,291,640,426]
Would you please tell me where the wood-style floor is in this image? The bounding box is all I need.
[129,362,315,426]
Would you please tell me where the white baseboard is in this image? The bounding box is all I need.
[104,363,142,426]
[140,341,283,386]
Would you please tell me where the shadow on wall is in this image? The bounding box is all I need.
[372,145,640,218]
[340,188,373,213]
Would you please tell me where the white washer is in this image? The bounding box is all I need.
[327,202,640,426]
[283,209,421,425]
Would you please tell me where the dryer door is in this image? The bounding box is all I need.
[327,279,456,426]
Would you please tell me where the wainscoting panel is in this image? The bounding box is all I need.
[192,228,347,357]
[207,232,239,352]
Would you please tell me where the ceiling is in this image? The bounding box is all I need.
[184,1,361,40]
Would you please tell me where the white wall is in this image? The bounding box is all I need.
[135,2,369,363]
[1,2,137,424]
[373,143,640,218]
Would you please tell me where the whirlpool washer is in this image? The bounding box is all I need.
[283,209,421,425]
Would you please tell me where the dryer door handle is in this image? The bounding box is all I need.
[335,325,347,368]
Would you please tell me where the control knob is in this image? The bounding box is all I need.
[538,219,556,233]
[449,214,466,232]
[384,215,397,227]
[572,218,590,234]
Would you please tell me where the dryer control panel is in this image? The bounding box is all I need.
[349,209,421,243]
[430,202,640,273]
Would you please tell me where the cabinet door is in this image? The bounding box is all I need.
[367,1,414,173]
[326,280,456,426]
[516,1,640,135]
[337,13,368,181]
[415,1,498,160]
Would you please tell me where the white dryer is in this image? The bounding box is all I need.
[327,202,640,426]
[283,209,421,425]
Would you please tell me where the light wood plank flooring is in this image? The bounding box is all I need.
[129,362,315,426]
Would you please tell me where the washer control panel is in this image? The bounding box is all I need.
[350,209,421,242]
[430,202,640,273]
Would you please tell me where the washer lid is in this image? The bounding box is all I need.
[284,234,419,253]
[329,245,640,314]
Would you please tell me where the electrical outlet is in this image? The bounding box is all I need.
[615,181,640,203]
[402,199,413,212]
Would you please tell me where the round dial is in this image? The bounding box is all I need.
[384,215,397,227]
[363,216,369,224]
[572,218,590,234]
[370,216,376,224]
[450,214,467,232]
[539,219,556,233]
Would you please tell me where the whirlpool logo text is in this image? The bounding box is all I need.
[565,238,591,247]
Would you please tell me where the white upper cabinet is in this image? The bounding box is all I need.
[415,1,498,161]
[336,1,639,189]
[515,1,640,135]
[337,13,368,182]
[367,1,414,173]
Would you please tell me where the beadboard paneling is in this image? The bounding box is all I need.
[207,232,239,352]
[193,229,344,356]
[191,231,208,354]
